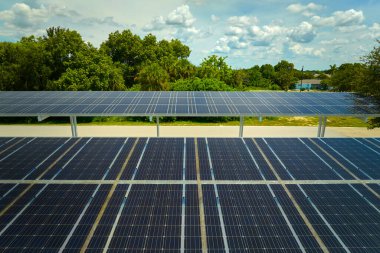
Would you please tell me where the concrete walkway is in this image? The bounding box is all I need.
[1,125,380,137]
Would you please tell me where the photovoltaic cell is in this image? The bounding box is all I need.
[135,138,184,180]
[0,91,379,116]
[0,184,96,251]
[316,138,380,179]
[107,184,182,252]
[288,184,380,253]
[263,138,344,180]
[0,137,379,252]
[206,138,263,180]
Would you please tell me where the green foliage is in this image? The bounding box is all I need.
[170,78,233,91]
[43,27,88,81]
[100,30,191,86]
[274,60,297,90]
[135,63,170,91]
[197,55,233,84]
[49,47,125,91]
[329,63,367,91]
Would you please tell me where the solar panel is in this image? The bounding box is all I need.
[0,137,379,252]
[0,91,379,117]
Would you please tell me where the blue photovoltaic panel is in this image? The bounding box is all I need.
[86,184,130,251]
[135,138,184,180]
[0,184,99,251]
[288,184,380,253]
[316,138,380,179]
[217,184,323,252]
[0,138,70,180]
[185,185,202,252]
[0,91,379,116]
[206,138,264,180]
[107,184,182,252]
[202,184,225,252]
[263,138,348,180]
[0,137,379,253]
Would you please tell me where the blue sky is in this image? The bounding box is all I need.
[0,0,379,70]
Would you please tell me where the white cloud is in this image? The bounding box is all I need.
[290,43,325,57]
[225,26,247,36]
[227,16,258,27]
[287,2,323,17]
[212,37,231,53]
[142,16,166,31]
[0,3,50,29]
[227,36,248,49]
[142,5,202,42]
[288,21,316,43]
[174,26,201,42]
[143,5,196,31]
[320,38,350,45]
[166,5,195,27]
[312,9,364,27]
[248,24,285,46]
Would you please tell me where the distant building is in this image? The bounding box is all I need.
[294,79,321,90]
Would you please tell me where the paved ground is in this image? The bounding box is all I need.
[1,125,380,137]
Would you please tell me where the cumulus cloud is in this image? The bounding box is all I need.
[287,2,323,17]
[311,9,364,27]
[227,36,248,49]
[248,24,285,46]
[320,38,350,45]
[288,21,316,43]
[143,5,196,32]
[0,3,50,29]
[227,16,258,27]
[225,26,247,36]
[166,5,195,27]
[212,37,231,53]
[142,5,202,42]
[142,16,166,31]
[290,43,325,57]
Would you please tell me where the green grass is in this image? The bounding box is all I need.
[2,116,367,127]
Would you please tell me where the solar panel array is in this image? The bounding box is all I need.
[1,137,379,252]
[1,91,379,116]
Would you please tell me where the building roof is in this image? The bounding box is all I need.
[296,79,321,85]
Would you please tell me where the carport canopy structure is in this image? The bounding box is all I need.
[0,91,379,137]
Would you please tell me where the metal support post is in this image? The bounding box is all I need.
[239,116,244,138]
[321,116,327,137]
[317,116,322,137]
[70,116,78,137]
[156,116,160,137]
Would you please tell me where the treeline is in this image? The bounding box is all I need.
[1,27,327,92]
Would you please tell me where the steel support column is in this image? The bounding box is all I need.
[239,116,244,137]
[321,116,327,137]
[70,116,78,137]
[317,116,322,137]
[156,116,160,137]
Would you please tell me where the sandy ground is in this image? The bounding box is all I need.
[1,125,380,137]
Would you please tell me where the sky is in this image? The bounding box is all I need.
[0,0,379,70]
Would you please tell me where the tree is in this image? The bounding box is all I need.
[0,38,50,91]
[260,64,275,81]
[135,63,170,91]
[274,60,297,90]
[170,78,233,91]
[49,46,125,91]
[42,27,87,81]
[360,40,380,128]
[197,55,233,84]
[329,63,367,91]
